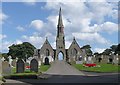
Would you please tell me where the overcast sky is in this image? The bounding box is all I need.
[0,0,119,53]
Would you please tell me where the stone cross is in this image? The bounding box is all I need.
[8,56,12,67]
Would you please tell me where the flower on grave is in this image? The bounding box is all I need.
[26,66,31,69]
[84,63,97,67]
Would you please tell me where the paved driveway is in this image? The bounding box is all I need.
[44,60,84,75]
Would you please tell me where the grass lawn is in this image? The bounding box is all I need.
[73,63,120,72]
[39,64,50,72]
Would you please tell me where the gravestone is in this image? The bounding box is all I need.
[76,61,83,64]
[44,57,49,65]
[30,59,38,72]
[16,59,25,73]
[2,61,11,76]
[86,56,93,64]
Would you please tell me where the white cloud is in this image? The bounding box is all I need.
[0,12,8,24]
[0,41,13,52]
[94,48,105,53]
[65,41,71,49]
[23,0,36,5]
[72,32,109,44]
[30,20,44,30]
[15,40,23,44]
[16,26,25,32]
[99,22,118,34]
[22,33,45,49]
[0,34,7,40]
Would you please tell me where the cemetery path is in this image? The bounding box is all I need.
[44,60,85,75]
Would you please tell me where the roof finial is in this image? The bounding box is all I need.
[73,36,75,40]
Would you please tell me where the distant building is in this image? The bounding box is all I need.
[34,8,86,64]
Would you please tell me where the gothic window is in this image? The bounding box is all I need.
[46,49,50,56]
[71,48,77,57]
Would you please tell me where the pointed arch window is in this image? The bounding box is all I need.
[46,49,50,56]
[71,48,77,57]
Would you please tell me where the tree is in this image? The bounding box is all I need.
[2,53,8,61]
[116,44,120,55]
[81,45,93,56]
[8,42,36,60]
[110,45,117,54]
[102,49,112,55]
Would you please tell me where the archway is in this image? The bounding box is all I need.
[44,57,49,65]
[109,58,113,63]
[58,52,64,60]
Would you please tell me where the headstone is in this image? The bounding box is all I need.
[113,55,119,64]
[30,59,38,72]
[76,61,83,64]
[16,59,25,73]
[86,56,93,64]
[44,57,49,65]
[2,61,11,76]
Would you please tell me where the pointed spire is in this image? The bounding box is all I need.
[73,36,75,41]
[58,7,63,28]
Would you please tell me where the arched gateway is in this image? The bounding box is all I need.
[34,7,85,63]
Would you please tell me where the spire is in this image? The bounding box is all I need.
[73,37,75,41]
[58,7,63,28]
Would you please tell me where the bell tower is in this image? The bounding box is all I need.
[56,7,66,60]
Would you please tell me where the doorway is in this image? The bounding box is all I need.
[58,52,64,60]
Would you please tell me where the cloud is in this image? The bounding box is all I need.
[94,48,105,53]
[0,34,7,40]
[22,0,36,6]
[30,20,44,30]
[72,32,109,44]
[0,41,13,52]
[0,12,8,24]
[16,26,25,32]
[22,32,45,48]
[99,22,118,34]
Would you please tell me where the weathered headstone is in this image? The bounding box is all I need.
[2,61,11,76]
[76,61,83,64]
[16,59,25,73]
[30,59,38,72]
[44,57,49,65]
[86,56,93,64]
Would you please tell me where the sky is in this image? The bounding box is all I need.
[0,0,119,54]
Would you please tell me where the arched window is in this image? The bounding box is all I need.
[72,48,77,57]
[46,49,50,56]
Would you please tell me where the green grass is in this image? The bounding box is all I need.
[39,64,50,72]
[12,65,50,73]
[73,63,120,72]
